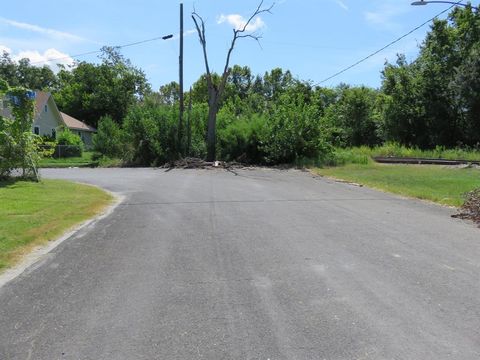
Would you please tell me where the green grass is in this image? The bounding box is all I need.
[0,179,113,271]
[315,163,480,207]
[39,152,123,168]
[39,151,96,168]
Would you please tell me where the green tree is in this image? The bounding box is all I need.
[55,47,150,127]
[332,86,380,147]
[0,52,58,91]
[0,80,39,179]
[380,55,428,147]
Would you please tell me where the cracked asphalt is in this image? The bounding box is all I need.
[0,167,479,359]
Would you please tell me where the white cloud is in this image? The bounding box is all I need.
[333,0,349,11]
[0,45,11,54]
[172,29,197,40]
[217,14,265,32]
[1,47,75,72]
[364,1,409,31]
[0,17,87,42]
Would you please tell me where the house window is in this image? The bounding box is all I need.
[44,105,48,112]
[34,126,40,135]
[51,129,56,138]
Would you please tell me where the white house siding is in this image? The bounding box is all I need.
[72,130,94,147]
[32,97,62,137]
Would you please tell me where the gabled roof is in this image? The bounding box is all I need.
[34,91,50,115]
[60,112,96,132]
[33,90,96,133]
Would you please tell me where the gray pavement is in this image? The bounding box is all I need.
[0,167,479,359]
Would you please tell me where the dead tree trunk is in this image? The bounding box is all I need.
[192,1,273,162]
[207,90,218,161]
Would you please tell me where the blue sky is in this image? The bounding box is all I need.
[0,0,468,90]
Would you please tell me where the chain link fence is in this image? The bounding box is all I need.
[38,144,83,158]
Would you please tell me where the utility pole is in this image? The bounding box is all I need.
[178,2,185,156]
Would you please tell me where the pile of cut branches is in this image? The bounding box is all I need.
[164,157,252,171]
[453,188,480,225]
[169,158,213,169]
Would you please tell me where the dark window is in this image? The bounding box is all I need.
[52,129,56,138]
[44,105,48,112]
[34,126,40,135]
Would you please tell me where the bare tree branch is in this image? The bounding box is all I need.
[192,11,213,91]
[191,1,274,161]
[219,1,275,96]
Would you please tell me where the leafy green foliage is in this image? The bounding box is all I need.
[217,111,267,163]
[122,100,179,165]
[0,52,58,91]
[261,91,330,164]
[56,129,83,158]
[55,47,150,127]
[322,86,380,147]
[0,82,39,179]
[380,6,480,148]
[93,116,124,158]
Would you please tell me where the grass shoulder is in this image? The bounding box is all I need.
[38,152,122,168]
[314,163,480,207]
[0,179,113,271]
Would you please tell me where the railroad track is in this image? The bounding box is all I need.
[374,157,480,166]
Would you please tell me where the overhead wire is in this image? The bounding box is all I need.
[30,34,175,65]
[315,1,464,85]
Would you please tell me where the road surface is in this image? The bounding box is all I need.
[1,168,479,359]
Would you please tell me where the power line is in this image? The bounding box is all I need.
[30,34,174,65]
[316,1,463,85]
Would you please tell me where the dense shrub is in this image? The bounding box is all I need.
[261,92,331,164]
[55,129,83,158]
[122,102,178,165]
[217,111,267,163]
[93,116,124,158]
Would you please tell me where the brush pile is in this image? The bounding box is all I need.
[453,188,480,225]
[164,158,249,170]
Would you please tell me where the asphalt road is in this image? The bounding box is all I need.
[1,168,479,359]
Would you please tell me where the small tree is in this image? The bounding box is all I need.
[192,1,274,161]
[94,115,124,158]
[0,80,39,180]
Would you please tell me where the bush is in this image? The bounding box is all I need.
[261,92,332,164]
[217,111,267,163]
[123,102,178,165]
[55,129,83,158]
[93,116,124,158]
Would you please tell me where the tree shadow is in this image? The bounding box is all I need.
[0,177,37,188]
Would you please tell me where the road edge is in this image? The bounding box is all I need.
[0,188,124,290]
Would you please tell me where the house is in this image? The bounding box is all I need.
[32,91,96,147]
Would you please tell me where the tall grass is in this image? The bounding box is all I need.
[319,143,480,167]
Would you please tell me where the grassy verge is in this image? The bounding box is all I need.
[0,179,113,271]
[39,151,96,168]
[38,152,123,168]
[314,163,480,207]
